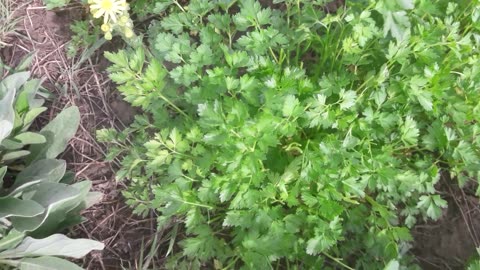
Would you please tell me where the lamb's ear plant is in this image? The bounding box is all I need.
[0,59,104,269]
[100,0,480,269]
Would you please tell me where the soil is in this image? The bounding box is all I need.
[2,0,480,269]
[412,175,480,270]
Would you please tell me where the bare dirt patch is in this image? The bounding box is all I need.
[412,175,480,269]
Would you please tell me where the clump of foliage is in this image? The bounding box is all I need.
[0,60,104,269]
[67,20,102,58]
[100,0,480,268]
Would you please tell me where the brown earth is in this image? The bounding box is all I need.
[412,175,480,270]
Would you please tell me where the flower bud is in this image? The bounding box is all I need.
[104,32,113,40]
[101,24,111,32]
[125,28,134,38]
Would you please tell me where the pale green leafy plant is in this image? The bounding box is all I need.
[0,60,104,269]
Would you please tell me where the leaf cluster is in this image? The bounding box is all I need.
[0,60,104,269]
[101,0,480,268]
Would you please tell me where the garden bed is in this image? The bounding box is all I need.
[2,0,480,269]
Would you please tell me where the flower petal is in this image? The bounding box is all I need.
[93,10,105,18]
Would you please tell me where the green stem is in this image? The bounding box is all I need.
[158,92,190,119]
[173,0,186,12]
[222,256,240,270]
[181,174,197,182]
[321,252,354,270]
[177,199,213,209]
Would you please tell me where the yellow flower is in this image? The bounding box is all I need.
[89,0,128,24]
[120,16,129,23]
[101,24,110,32]
[104,32,113,40]
[124,28,134,38]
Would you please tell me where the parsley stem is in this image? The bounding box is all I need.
[173,0,186,13]
[222,256,240,270]
[177,199,213,209]
[269,48,279,63]
[158,92,190,119]
[321,252,354,270]
[159,142,193,158]
[182,174,197,182]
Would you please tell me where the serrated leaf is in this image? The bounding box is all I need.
[185,208,203,230]
[282,95,300,117]
[426,202,443,220]
[306,236,335,255]
[161,13,192,34]
[396,0,414,10]
[416,91,433,111]
[129,47,145,73]
[301,193,318,207]
[401,116,419,145]
[109,72,134,84]
[170,64,199,86]
[104,51,129,68]
[444,127,456,142]
[339,90,357,110]
[188,0,215,16]
[453,141,478,166]
[145,59,167,83]
[343,177,367,197]
[153,0,173,13]
[417,195,446,220]
[190,44,214,66]
[383,11,411,42]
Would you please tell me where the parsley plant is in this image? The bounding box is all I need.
[99,0,480,268]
